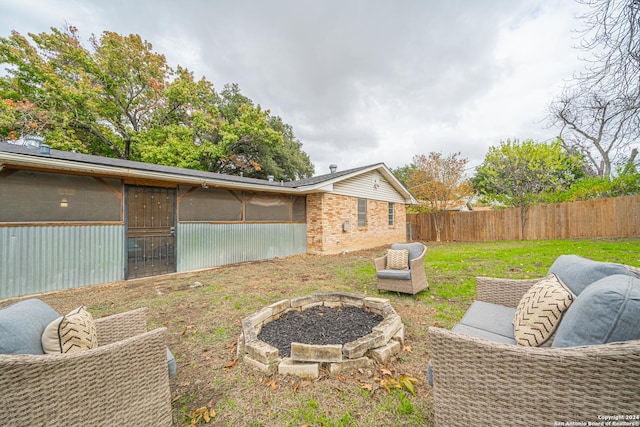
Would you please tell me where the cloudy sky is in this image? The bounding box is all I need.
[0,0,590,175]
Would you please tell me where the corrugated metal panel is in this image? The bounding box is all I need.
[333,171,406,203]
[0,225,125,299]
[177,223,307,272]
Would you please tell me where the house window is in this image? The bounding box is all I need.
[0,169,121,222]
[388,203,395,226]
[357,198,367,227]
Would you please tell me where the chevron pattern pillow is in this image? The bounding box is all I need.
[387,249,409,270]
[513,274,575,346]
[42,306,98,354]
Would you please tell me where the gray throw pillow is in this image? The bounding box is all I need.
[0,299,60,354]
[552,274,640,347]
[548,254,638,296]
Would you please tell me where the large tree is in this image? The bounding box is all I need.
[406,152,472,242]
[549,0,640,178]
[0,26,314,180]
[472,139,585,239]
[549,88,637,178]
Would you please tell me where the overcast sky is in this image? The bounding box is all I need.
[0,0,590,175]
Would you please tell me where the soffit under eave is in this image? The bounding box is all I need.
[0,154,304,195]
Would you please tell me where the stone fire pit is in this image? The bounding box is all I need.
[237,293,405,379]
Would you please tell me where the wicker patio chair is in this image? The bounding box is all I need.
[375,242,428,296]
[0,308,173,427]
[428,270,640,427]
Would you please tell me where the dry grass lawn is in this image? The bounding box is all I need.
[5,246,451,426]
[6,238,637,426]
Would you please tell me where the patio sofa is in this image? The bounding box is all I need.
[427,255,640,426]
[0,299,175,427]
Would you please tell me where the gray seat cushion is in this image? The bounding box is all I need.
[451,323,517,345]
[548,255,639,296]
[552,274,640,347]
[458,301,517,341]
[167,347,177,378]
[0,299,60,354]
[376,269,411,280]
[390,243,424,263]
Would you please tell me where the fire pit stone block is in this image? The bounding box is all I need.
[268,299,291,320]
[363,297,391,315]
[245,340,280,364]
[373,314,403,342]
[291,342,343,363]
[369,340,402,363]
[278,358,320,379]
[342,330,386,359]
[244,355,276,374]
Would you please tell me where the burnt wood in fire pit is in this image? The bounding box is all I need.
[258,305,383,357]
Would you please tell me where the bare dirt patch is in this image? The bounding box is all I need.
[1,246,457,426]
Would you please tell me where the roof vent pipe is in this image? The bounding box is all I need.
[329,164,337,174]
[267,175,274,182]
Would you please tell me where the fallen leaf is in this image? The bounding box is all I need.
[403,345,412,352]
[400,375,418,395]
[380,368,392,376]
[224,359,237,369]
[293,380,310,393]
[193,407,208,416]
[361,383,373,391]
[337,375,346,381]
[267,380,278,390]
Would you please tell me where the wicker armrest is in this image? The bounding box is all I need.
[94,307,148,346]
[374,255,387,271]
[0,327,172,426]
[475,276,543,308]
[428,327,640,426]
[408,247,427,281]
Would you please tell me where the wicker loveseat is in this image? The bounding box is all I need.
[428,256,640,426]
[374,242,428,296]
[0,301,173,427]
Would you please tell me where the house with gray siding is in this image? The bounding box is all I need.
[0,142,416,298]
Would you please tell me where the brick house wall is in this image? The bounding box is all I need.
[306,193,406,254]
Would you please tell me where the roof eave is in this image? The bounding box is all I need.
[0,151,304,194]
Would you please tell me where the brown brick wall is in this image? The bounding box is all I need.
[306,193,406,254]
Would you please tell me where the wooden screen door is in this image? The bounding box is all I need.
[126,186,177,279]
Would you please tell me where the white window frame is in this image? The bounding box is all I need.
[357,198,367,227]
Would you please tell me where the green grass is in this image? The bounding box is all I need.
[424,238,639,300]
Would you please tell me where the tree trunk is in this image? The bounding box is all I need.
[433,211,443,242]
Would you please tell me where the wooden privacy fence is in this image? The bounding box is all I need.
[407,194,640,242]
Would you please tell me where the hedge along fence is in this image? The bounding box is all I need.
[407,194,640,242]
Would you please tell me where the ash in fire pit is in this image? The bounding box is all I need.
[258,305,383,357]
